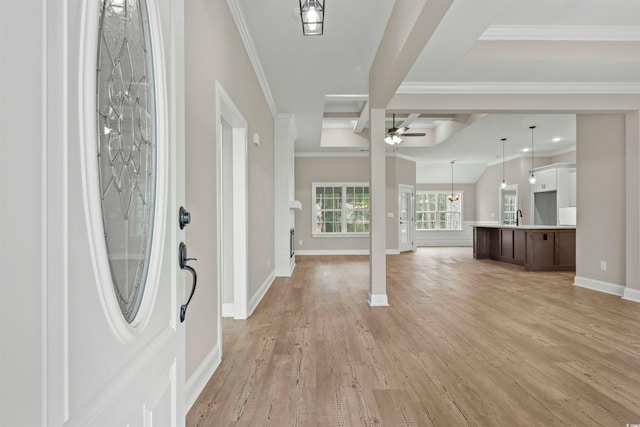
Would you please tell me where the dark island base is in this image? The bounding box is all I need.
[473,226,576,271]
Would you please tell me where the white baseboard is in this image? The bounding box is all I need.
[296,249,368,255]
[222,303,234,318]
[248,269,276,316]
[416,240,473,247]
[185,343,221,411]
[368,293,389,306]
[296,249,401,256]
[623,287,640,303]
[573,276,625,297]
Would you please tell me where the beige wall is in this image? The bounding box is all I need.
[551,150,577,164]
[294,156,415,252]
[185,1,274,379]
[475,157,550,225]
[386,157,417,249]
[576,114,626,286]
[295,157,370,252]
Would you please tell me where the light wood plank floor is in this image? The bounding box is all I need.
[187,247,640,426]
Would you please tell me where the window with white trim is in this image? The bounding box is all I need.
[502,190,517,225]
[313,183,369,234]
[415,191,462,230]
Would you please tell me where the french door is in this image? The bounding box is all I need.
[47,0,186,425]
[399,184,416,252]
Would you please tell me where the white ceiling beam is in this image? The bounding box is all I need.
[368,0,454,108]
[353,101,369,133]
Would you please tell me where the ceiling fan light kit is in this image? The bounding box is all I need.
[385,113,426,145]
[299,0,324,36]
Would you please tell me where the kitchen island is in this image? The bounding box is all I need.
[473,225,576,271]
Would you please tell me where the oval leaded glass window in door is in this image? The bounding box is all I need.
[96,0,156,323]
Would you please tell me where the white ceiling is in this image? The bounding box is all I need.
[233,0,640,170]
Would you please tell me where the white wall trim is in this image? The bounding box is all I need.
[480,25,640,42]
[623,287,640,303]
[398,82,640,95]
[222,303,234,318]
[296,152,370,158]
[368,293,389,307]
[225,0,278,117]
[185,344,221,411]
[248,269,276,317]
[296,249,401,256]
[573,276,625,297]
[418,239,473,247]
[297,249,369,256]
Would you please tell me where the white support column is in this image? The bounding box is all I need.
[369,107,389,306]
[624,111,640,302]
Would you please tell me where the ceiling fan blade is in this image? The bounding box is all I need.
[403,132,426,137]
[399,113,420,129]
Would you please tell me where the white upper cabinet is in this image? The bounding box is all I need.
[533,168,557,193]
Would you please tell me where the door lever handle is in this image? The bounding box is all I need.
[178,242,197,322]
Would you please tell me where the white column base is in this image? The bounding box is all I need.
[368,293,389,307]
[623,287,640,303]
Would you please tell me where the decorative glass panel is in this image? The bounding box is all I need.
[96,0,156,323]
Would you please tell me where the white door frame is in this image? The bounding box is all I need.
[215,82,248,326]
[398,184,416,252]
[500,184,519,225]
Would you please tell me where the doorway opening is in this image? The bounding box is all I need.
[215,82,249,344]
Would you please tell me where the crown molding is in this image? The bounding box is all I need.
[485,146,577,167]
[480,25,640,42]
[398,82,640,95]
[295,151,370,158]
[226,0,278,117]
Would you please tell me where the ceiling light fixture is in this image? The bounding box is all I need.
[500,138,507,189]
[529,125,537,185]
[447,161,460,202]
[299,0,324,36]
[385,134,402,145]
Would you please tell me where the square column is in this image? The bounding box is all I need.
[369,107,388,306]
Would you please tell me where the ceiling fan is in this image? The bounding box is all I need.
[385,114,426,145]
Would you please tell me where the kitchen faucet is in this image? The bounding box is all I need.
[516,209,523,226]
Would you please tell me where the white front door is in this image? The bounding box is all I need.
[399,184,415,252]
[47,0,186,425]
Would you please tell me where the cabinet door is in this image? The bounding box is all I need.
[513,230,526,265]
[534,169,557,192]
[569,169,577,207]
[526,231,556,269]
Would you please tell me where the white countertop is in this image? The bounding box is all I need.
[472,224,576,230]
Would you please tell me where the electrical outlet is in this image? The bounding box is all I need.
[299,240,303,246]
[600,260,607,271]
[267,257,270,267]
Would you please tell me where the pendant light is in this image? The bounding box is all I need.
[500,138,507,189]
[299,0,324,36]
[529,125,537,185]
[447,161,459,202]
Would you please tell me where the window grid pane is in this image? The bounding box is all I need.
[503,193,517,225]
[416,191,462,230]
[315,184,369,234]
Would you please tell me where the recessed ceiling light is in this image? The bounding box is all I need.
[552,137,561,142]
[522,147,530,152]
